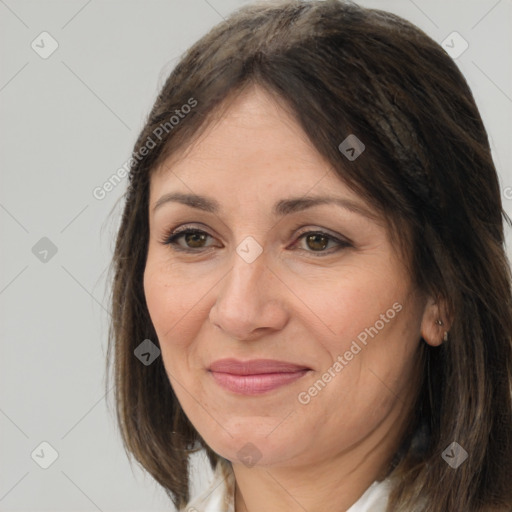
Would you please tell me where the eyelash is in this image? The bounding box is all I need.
[159,224,352,257]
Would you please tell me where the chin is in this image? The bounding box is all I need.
[202,426,302,468]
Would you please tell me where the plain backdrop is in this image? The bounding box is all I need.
[0,0,511,510]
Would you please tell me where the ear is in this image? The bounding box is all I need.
[420,295,453,347]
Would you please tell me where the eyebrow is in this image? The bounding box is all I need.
[152,192,379,221]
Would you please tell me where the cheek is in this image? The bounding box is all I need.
[143,260,213,381]
[302,279,421,410]
[301,269,397,343]
[144,265,172,332]
[144,257,197,330]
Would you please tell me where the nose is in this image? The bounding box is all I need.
[209,249,289,341]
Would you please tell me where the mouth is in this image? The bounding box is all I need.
[208,358,311,395]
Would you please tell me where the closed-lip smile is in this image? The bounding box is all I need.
[208,358,311,395]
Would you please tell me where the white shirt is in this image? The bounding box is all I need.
[182,460,391,512]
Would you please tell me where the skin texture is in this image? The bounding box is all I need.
[143,85,447,512]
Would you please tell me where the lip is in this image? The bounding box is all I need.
[209,358,310,374]
[208,358,311,395]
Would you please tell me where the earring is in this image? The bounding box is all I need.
[436,319,449,342]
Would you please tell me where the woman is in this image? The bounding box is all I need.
[107,1,512,510]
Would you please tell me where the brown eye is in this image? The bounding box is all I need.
[163,228,215,251]
[304,233,330,251]
[293,230,352,256]
[183,231,208,248]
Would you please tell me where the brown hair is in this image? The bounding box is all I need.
[106,1,512,510]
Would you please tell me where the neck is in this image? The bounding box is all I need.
[232,402,411,512]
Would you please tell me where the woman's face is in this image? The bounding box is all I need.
[144,85,429,469]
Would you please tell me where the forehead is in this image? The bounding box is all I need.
[150,85,351,198]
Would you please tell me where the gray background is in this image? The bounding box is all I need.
[0,0,511,510]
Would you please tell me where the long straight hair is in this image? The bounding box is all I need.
[106,1,512,510]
